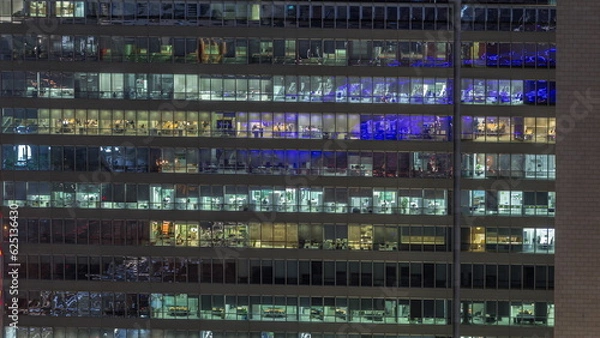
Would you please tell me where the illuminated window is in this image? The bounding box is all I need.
[55,1,84,17]
[29,1,47,17]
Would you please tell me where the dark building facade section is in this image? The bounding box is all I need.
[555,1,600,336]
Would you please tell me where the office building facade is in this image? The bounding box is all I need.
[1,1,556,337]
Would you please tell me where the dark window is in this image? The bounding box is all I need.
[473,264,484,288]
[224,260,236,284]
[361,262,372,287]
[237,259,248,284]
[311,261,323,285]
[250,259,260,284]
[188,261,199,283]
[410,263,422,288]
[436,264,448,288]
[423,263,435,288]
[485,264,497,288]
[461,264,472,288]
[212,260,223,283]
[336,261,347,286]
[274,260,285,285]
[373,262,384,287]
[498,265,509,289]
[400,263,410,287]
[261,260,272,284]
[548,266,555,289]
[523,265,535,289]
[511,265,522,289]
[324,261,335,286]
[385,263,397,287]
[286,261,298,285]
[201,260,212,283]
[299,261,310,285]
[349,261,360,286]
[535,266,547,290]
